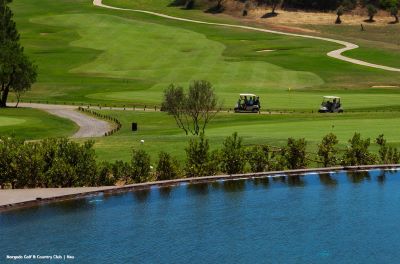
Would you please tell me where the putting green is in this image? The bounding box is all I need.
[0,108,78,139]
[0,117,26,127]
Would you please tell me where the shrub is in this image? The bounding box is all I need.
[131,149,152,183]
[342,133,377,166]
[185,134,215,177]
[376,134,400,164]
[220,132,246,174]
[317,133,339,167]
[282,138,308,169]
[97,162,117,186]
[156,151,181,180]
[247,145,269,172]
[112,160,132,183]
[0,137,24,188]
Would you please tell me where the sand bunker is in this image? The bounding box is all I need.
[256,49,275,53]
[372,85,399,88]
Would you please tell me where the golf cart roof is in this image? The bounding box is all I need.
[323,96,341,99]
[240,93,257,97]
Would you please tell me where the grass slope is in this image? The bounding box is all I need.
[9,0,400,110]
[0,108,78,140]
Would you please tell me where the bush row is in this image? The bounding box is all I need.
[0,132,398,189]
[77,107,122,136]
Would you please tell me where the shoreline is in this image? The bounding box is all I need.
[1,164,399,213]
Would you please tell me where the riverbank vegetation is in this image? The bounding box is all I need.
[1,132,398,189]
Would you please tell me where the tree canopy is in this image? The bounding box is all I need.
[0,0,37,107]
[162,80,220,135]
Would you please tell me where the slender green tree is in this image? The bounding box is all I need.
[282,138,308,169]
[0,0,37,107]
[317,133,339,167]
[220,132,246,174]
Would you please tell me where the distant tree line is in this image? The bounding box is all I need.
[173,0,399,20]
[1,132,398,189]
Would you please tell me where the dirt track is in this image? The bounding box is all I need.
[18,103,112,138]
[93,0,400,72]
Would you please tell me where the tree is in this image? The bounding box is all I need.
[131,149,151,183]
[380,0,399,23]
[336,6,345,24]
[366,4,378,22]
[162,80,220,136]
[317,133,339,167]
[282,138,308,169]
[376,134,400,164]
[157,151,181,180]
[390,5,399,23]
[342,133,376,166]
[247,145,269,172]
[185,134,215,177]
[206,0,225,13]
[220,132,246,174]
[0,0,37,107]
[268,0,282,14]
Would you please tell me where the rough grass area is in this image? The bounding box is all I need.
[0,108,78,140]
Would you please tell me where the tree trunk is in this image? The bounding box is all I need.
[335,15,341,24]
[0,87,9,108]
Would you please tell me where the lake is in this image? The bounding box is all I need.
[1,169,400,263]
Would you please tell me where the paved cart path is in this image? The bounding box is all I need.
[93,0,400,72]
[17,103,112,138]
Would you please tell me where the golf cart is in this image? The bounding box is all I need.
[318,96,343,113]
[234,93,260,113]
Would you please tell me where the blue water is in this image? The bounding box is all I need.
[1,170,400,264]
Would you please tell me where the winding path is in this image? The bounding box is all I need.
[93,0,400,72]
[18,103,112,138]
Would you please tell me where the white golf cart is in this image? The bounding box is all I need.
[318,96,343,113]
[234,94,260,113]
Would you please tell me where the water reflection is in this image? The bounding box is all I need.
[133,189,151,202]
[287,175,305,187]
[159,186,172,198]
[253,177,270,188]
[319,173,338,186]
[187,183,209,195]
[222,179,246,192]
[347,171,371,184]
[50,198,93,212]
[377,171,386,183]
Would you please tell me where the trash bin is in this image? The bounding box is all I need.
[132,123,137,131]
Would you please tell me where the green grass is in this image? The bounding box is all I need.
[91,110,400,162]
[9,0,400,111]
[6,0,400,164]
[304,24,400,69]
[0,108,78,140]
